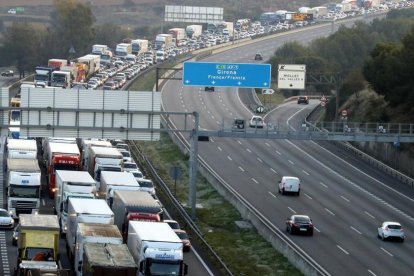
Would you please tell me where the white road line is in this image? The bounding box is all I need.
[42,199,46,206]
[302,170,310,176]
[368,269,377,276]
[380,247,393,257]
[251,178,259,184]
[337,245,349,255]
[288,160,294,165]
[275,150,281,155]
[350,226,362,235]
[239,166,245,172]
[313,226,321,232]
[246,148,252,153]
[210,138,215,143]
[270,168,278,174]
[340,195,350,202]
[319,182,328,188]
[288,207,296,214]
[268,191,277,198]
[217,146,222,151]
[191,246,215,276]
[265,142,270,147]
[238,140,242,144]
[304,193,313,199]
[364,211,376,219]
[257,157,263,163]
[227,156,232,161]
[325,208,335,216]
[216,121,220,125]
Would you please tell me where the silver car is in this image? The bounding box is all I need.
[378,221,405,242]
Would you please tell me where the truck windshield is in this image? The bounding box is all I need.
[149,261,181,275]
[34,75,49,81]
[53,76,66,82]
[9,185,40,198]
[54,163,78,171]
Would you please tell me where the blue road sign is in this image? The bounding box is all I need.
[182,62,271,88]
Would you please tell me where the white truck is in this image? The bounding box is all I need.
[154,34,174,50]
[91,44,109,56]
[7,159,41,219]
[99,171,140,207]
[115,43,132,59]
[7,139,37,160]
[66,198,114,262]
[168,28,186,46]
[127,221,188,276]
[54,170,96,235]
[79,139,112,170]
[74,223,124,276]
[185,25,202,38]
[86,146,123,188]
[77,54,101,77]
[131,39,149,56]
[50,71,72,88]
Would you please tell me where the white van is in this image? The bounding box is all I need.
[278,176,300,195]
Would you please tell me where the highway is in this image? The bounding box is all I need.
[161,14,414,276]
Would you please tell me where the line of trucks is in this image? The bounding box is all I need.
[6,138,188,275]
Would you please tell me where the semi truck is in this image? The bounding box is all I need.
[185,25,202,38]
[77,54,101,78]
[66,198,114,262]
[48,59,68,69]
[127,221,188,276]
[86,146,123,188]
[91,44,109,56]
[34,66,56,87]
[79,139,112,170]
[82,243,137,276]
[115,43,132,59]
[74,223,124,276]
[99,171,140,207]
[7,139,37,160]
[54,170,96,235]
[16,214,60,274]
[51,71,72,88]
[112,190,163,242]
[43,142,81,198]
[7,159,41,219]
[131,39,149,56]
[168,28,186,46]
[154,34,174,50]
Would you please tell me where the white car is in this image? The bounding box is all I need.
[249,115,266,128]
[123,161,138,172]
[0,208,14,229]
[130,170,144,180]
[378,221,405,242]
[278,176,300,195]
[118,149,132,163]
[137,178,155,196]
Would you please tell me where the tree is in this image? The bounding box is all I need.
[49,0,96,58]
[0,22,41,77]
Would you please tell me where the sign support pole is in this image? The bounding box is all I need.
[189,112,199,221]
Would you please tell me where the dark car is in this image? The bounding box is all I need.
[164,219,180,230]
[232,118,245,131]
[297,96,309,104]
[286,215,313,236]
[254,53,263,60]
[1,70,14,77]
[205,86,215,92]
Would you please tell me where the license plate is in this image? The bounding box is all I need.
[300,228,307,231]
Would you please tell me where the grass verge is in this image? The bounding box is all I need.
[130,71,302,275]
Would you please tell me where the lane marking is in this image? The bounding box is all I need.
[340,195,350,202]
[350,226,362,235]
[302,170,310,176]
[313,226,321,233]
[270,168,278,174]
[268,191,277,198]
[288,207,296,214]
[257,157,263,163]
[237,140,242,144]
[288,160,294,165]
[380,247,393,257]
[275,150,281,155]
[325,208,335,216]
[217,146,222,151]
[364,211,376,219]
[304,193,313,200]
[337,245,349,255]
[319,182,328,188]
[251,178,259,184]
[368,270,377,276]
[265,142,270,147]
[239,166,245,172]
[246,148,252,153]
[42,199,45,206]
[227,156,232,161]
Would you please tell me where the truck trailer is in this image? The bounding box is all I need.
[74,223,124,276]
[7,139,37,160]
[82,243,137,276]
[127,221,188,276]
[99,171,140,207]
[185,25,203,38]
[86,146,123,188]
[54,170,96,235]
[112,190,163,242]
[16,214,60,273]
[115,43,132,59]
[66,198,114,262]
[154,34,174,50]
[7,159,41,219]
[131,39,149,56]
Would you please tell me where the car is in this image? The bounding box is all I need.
[174,229,191,252]
[232,118,245,131]
[278,176,300,195]
[297,96,309,104]
[118,149,132,162]
[130,170,144,180]
[1,70,14,77]
[102,81,116,90]
[249,115,265,128]
[116,143,130,151]
[163,219,180,230]
[87,80,98,90]
[204,86,215,92]
[378,221,405,242]
[123,161,138,172]
[286,215,314,236]
[254,53,263,60]
[0,208,15,229]
[8,9,16,14]
[137,178,155,196]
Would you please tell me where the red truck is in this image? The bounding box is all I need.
[43,140,81,198]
